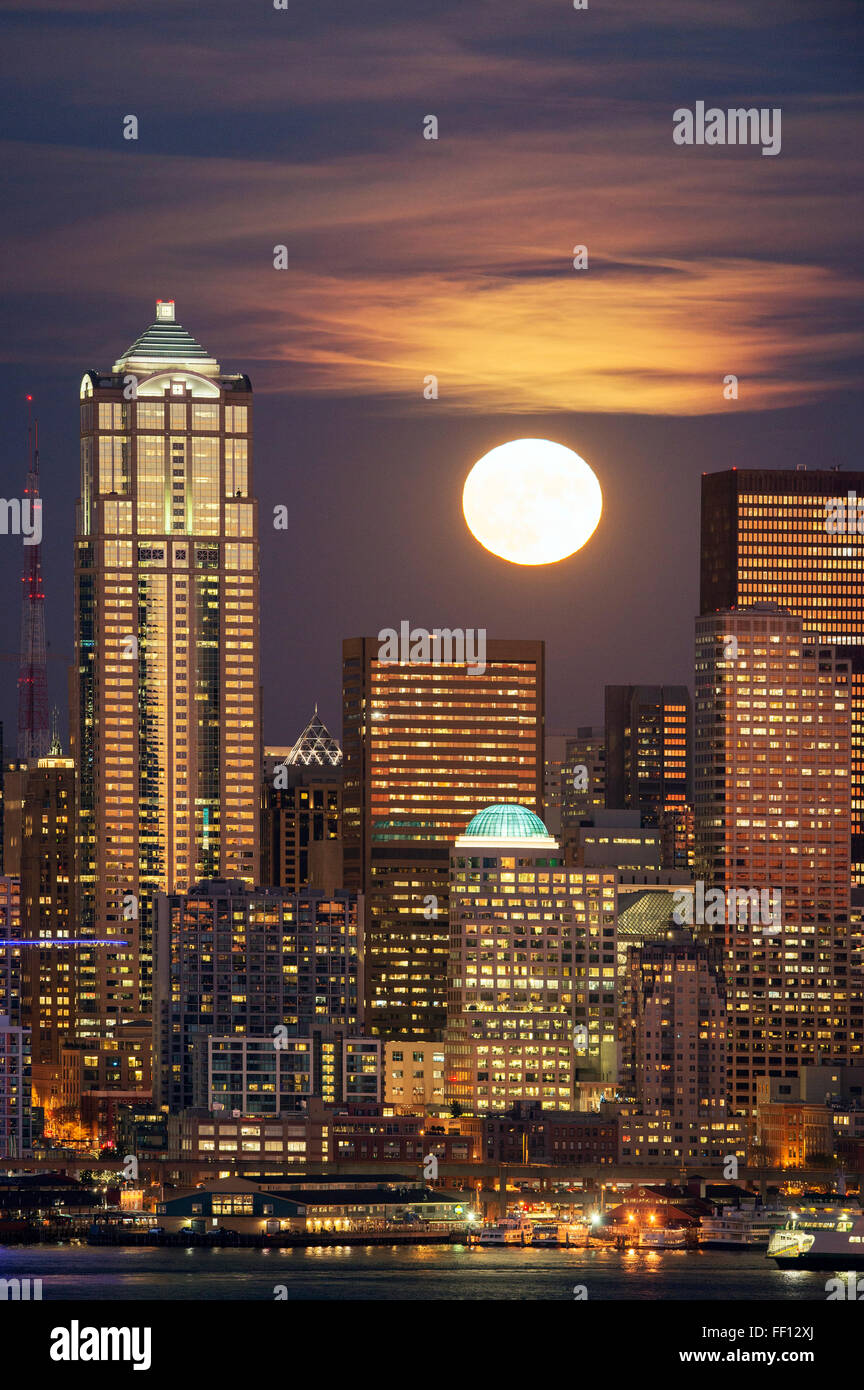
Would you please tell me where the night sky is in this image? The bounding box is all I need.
[0,0,861,749]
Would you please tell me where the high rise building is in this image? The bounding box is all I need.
[604,685,691,831]
[561,725,606,828]
[700,467,864,882]
[445,804,618,1113]
[154,880,362,1111]
[694,606,860,1118]
[260,712,343,891]
[619,927,730,1164]
[3,755,77,1067]
[72,300,260,1052]
[342,636,544,1039]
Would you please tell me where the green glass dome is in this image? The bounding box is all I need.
[463,803,550,840]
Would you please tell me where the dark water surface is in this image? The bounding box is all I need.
[0,1242,839,1300]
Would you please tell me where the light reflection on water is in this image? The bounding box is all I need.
[0,1242,833,1300]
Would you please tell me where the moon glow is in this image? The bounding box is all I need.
[462,438,603,565]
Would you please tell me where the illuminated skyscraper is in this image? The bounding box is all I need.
[701,467,864,882]
[72,300,260,1049]
[604,685,691,822]
[445,804,618,1112]
[694,606,860,1118]
[342,636,544,1038]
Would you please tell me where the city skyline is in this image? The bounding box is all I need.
[2,0,863,1324]
[1,0,862,746]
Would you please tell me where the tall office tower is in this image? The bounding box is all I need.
[605,685,691,825]
[17,417,49,762]
[445,805,618,1113]
[0,875,31,1158]
[701,467,864,882]
[72,300,260,1049]
[561,725,606,828]
[694,606,859,1118]
[342,636,544,1039]
[154,881,362,1111]
[619,927,729,1164]
[260,712,343,890]
[3,756,77,1067]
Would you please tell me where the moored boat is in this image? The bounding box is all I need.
[767,1204,864,1269]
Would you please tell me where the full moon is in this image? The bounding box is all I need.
[462,438,603,566]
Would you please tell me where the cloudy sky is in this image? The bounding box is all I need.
[0,0,861,745]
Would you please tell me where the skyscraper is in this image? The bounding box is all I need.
[72,300,260,1051]
[694,606,859,1118]
[604,684,691,823]
[342,636,544,1038]
[701,467,864,882]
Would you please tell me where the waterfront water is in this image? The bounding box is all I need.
[0,1242,840,1300]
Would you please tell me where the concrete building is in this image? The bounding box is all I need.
[620,928,730,1165]
[383,1040,445,1109]
[342,635,544,1039]
[604,685,691,825]
[445,803,618,1113]
[563,809,663,872]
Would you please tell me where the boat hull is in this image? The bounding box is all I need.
[769,1252,864,1271]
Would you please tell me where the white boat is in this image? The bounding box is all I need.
[531,1221,576,1247]
[767,1205,864,1269]
[699,1208,786,1250]
[639,1226,688,1248]
[477,1217,533,1246]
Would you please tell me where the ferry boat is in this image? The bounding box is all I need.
[639,1226,688,1249]
[767,1205,864,1269]
[698,1207,787,1250]
[476,1216,533,1246]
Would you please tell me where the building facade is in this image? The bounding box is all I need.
[342,636,544,1039]
[445,804,618,1113]
[3,756,77,1067]
[694,606,859,1118]
[700,467,864,883]
[154,880,362,1110]
[72,300,261,1052]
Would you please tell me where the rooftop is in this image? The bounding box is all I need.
[456,803,557,849]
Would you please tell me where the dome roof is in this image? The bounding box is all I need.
[462,803,551,841]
